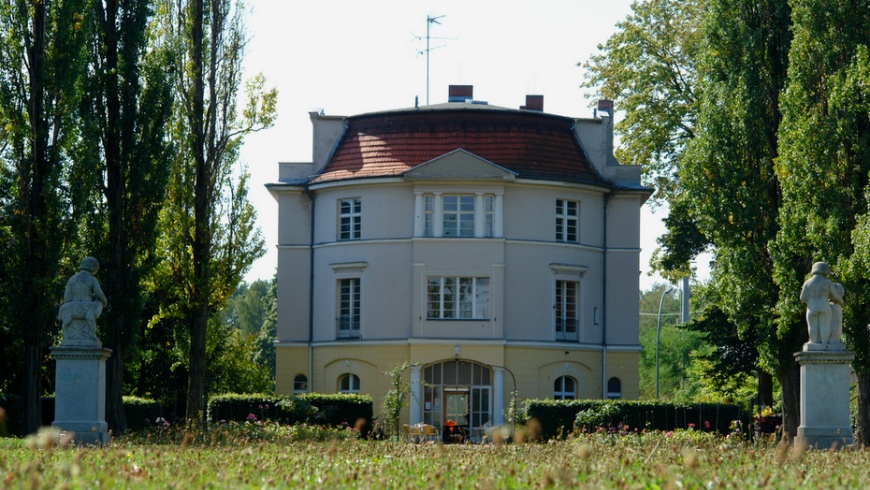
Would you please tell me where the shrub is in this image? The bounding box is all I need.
[124,396,163,432]
[524,399,748,440]
[297,393,373,434]
[275,397,315,424]
[207,393,283,423]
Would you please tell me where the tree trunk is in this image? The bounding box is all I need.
[185,0,209,427]
[21,0,49,436]
[779,365,800,441]
[855,374,870,446]
[758,370,774,408]
[99,0,128,434]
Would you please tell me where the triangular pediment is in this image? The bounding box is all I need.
[403,149,517,181]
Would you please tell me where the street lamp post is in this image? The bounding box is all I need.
[655,285,677,399]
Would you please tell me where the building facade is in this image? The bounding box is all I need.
[268,86,651,430]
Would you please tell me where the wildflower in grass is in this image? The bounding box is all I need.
[665,431,673,437]
[247,413,257,422]
[688,423,695,430]
[704,421,711,430]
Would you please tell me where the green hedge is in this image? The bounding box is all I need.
[1,393,162,436]
[207,393,285,423]
[297,393,373,429]
[206,393,374,435]
[524,399,748,440]
[123,396,163,431]
[1,392,375,437]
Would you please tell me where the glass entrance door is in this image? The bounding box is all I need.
[444,391,468,426]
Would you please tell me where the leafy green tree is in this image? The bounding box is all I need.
[647,0,792,434]
[581,0,702,204]
[223,279,270,336]
[0,0,90,433]
[254,279,277,379]
[155,0,276,424]
[73,0,174,433]
[772,0,870,442]
[207,320,272,395]
[218,277,276,378]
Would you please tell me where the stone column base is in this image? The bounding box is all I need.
[794,349,854,449]
[50,345,112,445]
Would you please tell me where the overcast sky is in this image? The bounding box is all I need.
[238,0,692,291]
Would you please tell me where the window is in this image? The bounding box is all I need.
[415,192,499,238]
[294,374,308,394]
[554,376,576,400]
[607,377,622,399]
[555,280,578,341]
[442,195,475,237]
[338,373,360,393]
[555,199,579,242]
[338,278,361,338]
[427,277,490,319]
[338,198,361,240]
[423,194,434,236]
[483,195,494,237]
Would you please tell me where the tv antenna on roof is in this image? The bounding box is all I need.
[412,15,454,105]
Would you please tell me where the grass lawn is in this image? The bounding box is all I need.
[1,428,868,488]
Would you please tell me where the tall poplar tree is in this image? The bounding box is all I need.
[0,0,89,433]
[673,0,794,435]
[156,0,275,424]
[73,0,174,432]
[772,0,870,442]
[582,0,787,417]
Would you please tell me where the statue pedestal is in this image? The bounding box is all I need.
[50,345,112,445]
[794,349,854,449]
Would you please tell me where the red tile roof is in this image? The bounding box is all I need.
[312,104,607,186]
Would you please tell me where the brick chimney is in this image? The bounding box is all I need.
[448,85,473,102]
[520,95,544,112]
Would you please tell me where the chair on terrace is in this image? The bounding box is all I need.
[421,424,439,443]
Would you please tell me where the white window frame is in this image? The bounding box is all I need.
[337,277,361,338]
[607,377,622,399]
[338,373,360,394]
[293,374,309,394]
[427,276,490,319]
[414,189,503,238]
[555,280,579,341]
[442,194,476,237]
[555,199,579,243]
[550,264,587,342]
[331,262,367,339]
[554,376,576,400]
[338,197,361,240]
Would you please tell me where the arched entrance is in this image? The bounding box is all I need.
[422,360,492,438]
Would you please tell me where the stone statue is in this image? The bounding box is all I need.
[58,257,107,345]
[800,261,844,346]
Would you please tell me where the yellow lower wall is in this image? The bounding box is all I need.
[276,342,639,424]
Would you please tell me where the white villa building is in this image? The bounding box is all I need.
[268,85,651,432]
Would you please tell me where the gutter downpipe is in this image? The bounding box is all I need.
[304,185,316,392]
[601,194,609,399]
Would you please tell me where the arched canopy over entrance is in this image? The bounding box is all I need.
[422,360,492,431]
